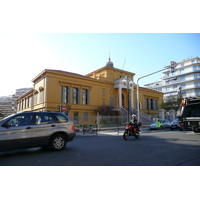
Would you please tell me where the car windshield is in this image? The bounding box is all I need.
[0,114,16,123]
[173,119,179,123]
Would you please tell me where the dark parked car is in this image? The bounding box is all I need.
[170,119,180,130]
[0,111,76,151]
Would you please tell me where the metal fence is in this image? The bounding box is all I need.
[71,115,129,128]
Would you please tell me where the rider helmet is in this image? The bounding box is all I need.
[132,114,136,118]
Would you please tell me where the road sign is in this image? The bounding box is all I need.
[61,105,67,112]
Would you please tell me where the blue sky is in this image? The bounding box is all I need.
[0,1,200,96]
[0,33,200,96]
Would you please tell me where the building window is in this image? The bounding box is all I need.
[193,66,200,71]
[145,98,149,110]
[194,73,200,79]
[166,87,170,92]
[74,112,79,124]
[181,83,186,89]
[195,89,200,96]
[192,60,195,64]
[182,91,186,96]
[154,99,158,110]
[165,80,170,85]
[157,88,162,92]
[150,99,154,110]
[194,81,200,87]
[102,99,105,106]
[180,69,184,74]
[83,112,88,121]
[72,88,79,104]
[145,99,158,111]
[172,71,177,76]
[180,76,185,81]
[62,86,70,104]
[82,89,89,105]
[173,85,178,90]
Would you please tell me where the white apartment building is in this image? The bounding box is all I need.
[144,57,200,98]
[0,87,32,117]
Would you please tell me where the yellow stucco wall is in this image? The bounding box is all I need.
[17,67,163,121]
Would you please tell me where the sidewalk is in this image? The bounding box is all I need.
[75,126,150,137]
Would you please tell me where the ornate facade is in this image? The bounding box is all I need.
[17,58,163,124]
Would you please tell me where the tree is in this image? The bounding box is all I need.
[159,95,182,115]
[95,105,118,116]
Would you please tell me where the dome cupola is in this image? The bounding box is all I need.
[106,56,114,68]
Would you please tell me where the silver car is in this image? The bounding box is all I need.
[0,111,76,151]
[149,119,171,130]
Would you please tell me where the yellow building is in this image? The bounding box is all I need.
[17,58,163,124]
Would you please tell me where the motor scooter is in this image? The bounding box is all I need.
[123,123,141,140]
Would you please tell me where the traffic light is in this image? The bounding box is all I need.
[139,103,142,110]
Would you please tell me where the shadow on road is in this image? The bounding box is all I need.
[0,130,200,166]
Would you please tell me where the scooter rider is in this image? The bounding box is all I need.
[129,114,138,134]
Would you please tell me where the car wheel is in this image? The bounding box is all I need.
[50,134,67,151]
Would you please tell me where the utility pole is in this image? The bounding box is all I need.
[137,68,166,122]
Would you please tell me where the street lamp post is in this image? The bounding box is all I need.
[122,76,133,122]
[178,87,182,98]
[137,68,165,122]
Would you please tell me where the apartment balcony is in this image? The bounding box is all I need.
[144,82,162,88]
[163,69,200,80]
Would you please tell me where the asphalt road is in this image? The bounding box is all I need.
[0,129,200,166]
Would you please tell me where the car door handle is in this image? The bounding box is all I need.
[26,127,31,129]
[51,125,56,127]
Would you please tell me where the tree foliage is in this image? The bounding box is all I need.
[95,106,118,116]
[159,95,182,114]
